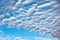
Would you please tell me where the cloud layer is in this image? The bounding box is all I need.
[0,0,60,39]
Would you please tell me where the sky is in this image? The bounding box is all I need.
[0,0,60,40]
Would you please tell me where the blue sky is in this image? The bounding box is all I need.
[0,25,58,40]
[0,0,60,40]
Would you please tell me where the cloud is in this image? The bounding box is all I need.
[0,0,16,7]
[0,37,5,40]
[2,18,10,24]
[14,37,27,40]
[0,0,60,39]
[2,17,16,24]
[14,0,22,7]
[0,37,10,40]
[22,0,33,5]
[37,1,57,9]
[34,12,45,15]
[34,37,59,40]
[27,7,36,15]
[0,36,27,40]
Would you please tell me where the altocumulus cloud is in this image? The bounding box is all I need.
[0,0,60,39]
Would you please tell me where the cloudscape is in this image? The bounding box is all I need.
[0,0,60,40]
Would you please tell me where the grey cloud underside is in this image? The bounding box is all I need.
[0,0,60,39]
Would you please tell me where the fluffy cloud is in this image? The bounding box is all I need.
[0,0,60,39]
[27,7,36,15]
[2,17,16,24]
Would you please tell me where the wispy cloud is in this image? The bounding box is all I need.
[14,37,27,40]
[34,37,59,40]
[0,36,27,40]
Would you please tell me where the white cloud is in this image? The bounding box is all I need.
[0,15,4,19]
[0,13,10,19]
[8,20,23,28]
[0,36,27,40]
[27,7,36,14]
[2,17,16,24]
[34,12,45,15]
[37,1,57,8]
[0,0,60,39]
[34,37,59,40]
[15,0,22,7]
[52,3,60,8]
[9,17,17,22]
[2,18,10,24]
[14,37,27,40]
[22,0,32,5]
